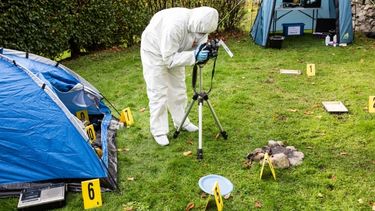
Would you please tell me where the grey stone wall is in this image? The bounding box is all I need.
[352,0,375,32]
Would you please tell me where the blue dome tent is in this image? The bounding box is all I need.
[250,0,354,47]
[0,48,119,196]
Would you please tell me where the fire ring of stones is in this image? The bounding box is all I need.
[245,140,304,169]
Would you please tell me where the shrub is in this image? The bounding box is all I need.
[0,0,71,58]
[112,0,150,48]
[0,0,246,58]
[142,0,247,31]
[68,0,116,57]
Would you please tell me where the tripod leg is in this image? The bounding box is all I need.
[197,99,203,160]
[206,99,228,140]
[173,96,197,138]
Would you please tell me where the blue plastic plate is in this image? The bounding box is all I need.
[198,174,233,196]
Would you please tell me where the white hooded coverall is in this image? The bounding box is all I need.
[140,7,219,137]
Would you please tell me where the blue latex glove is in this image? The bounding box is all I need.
[195,45,209,63]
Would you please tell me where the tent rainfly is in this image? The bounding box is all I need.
[0,48,119,196]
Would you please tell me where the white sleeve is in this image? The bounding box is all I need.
[160,27,195,68]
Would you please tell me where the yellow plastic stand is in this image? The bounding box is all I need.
[81,179,102,209]
[306,64,316,76]
[369,96,375,113]
[120,107,134,127]
[85,124,96,143]
[260,152,276,180]
[76,110,89,122]
[212,181,224,211]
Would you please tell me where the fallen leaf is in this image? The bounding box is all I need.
[358,198,364,204]
[215,133,220,139]
[185,202,194,211]
[287,109,298,112]
[224,194,231,199]
[360,59,364,63]
[117,148,130,152]
[317,193,324,198]
[127,177,135,181]
[139,108,146,112]
[316,115,322,119]
[331,175,337,181]
[304,111,314,115]
[312,104,321,109]
[372,203,375,211]
[372,160,375,165]
[186,140,193,145]
[243,160,252,169]
[123,207,134,211]
[255,200,262,208]
[183,151,192,156]
[340,152,348,156]
[201,192,208,199]
[264,78,274,84]
[306,146,313,149]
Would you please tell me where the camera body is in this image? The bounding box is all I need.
[195,39,220,65]
[204,39,220,58]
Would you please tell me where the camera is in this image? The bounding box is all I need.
[196,38,233,65]
[204,39,220,58]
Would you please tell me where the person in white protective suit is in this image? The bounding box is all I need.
[140,7,219,146]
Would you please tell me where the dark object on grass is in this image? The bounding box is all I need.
[365,32,375,39]
[268,35,285,49]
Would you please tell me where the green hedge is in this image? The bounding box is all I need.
[0,0,71,58]
[0,0,245,59]
[143,0,246,31]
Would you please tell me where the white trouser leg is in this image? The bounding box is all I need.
[141,52,169,136]
[167,66,190,128]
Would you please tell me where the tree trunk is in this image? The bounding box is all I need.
[69,38,80,58]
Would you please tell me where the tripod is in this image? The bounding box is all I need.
[173,62,228,160]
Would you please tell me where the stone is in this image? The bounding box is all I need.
[246,148,264,161]
[286,146,296,151]
[253,148,263,153]
[270,153,290,169]
[289,151,304,166]
[253,152,264,161]
[271,145,286,154]
[268,140,278,147]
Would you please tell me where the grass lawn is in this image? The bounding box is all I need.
[3,33,375,210]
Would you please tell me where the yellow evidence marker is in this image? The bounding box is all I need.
[120,107,134,127]
[260,152,276,180]
[212,181,224,211]
[85,124,96,143]
[76,110,89,125]
[369,96,375,113]
[81,179,102,209]
[306,64,316,76]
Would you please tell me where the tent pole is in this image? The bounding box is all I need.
[102,95,122,117]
